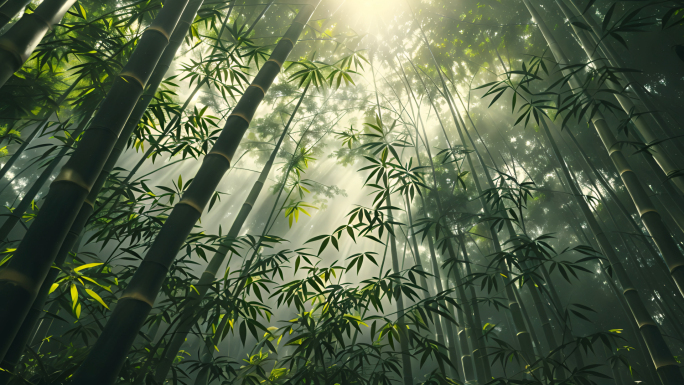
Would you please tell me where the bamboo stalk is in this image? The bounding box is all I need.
[0,0,191,364]
[386,192,415,385]
[402,194,449,366]
[523,6,684,370]
[0,108,92,385]
[564,129,667,265]
[0,0,32,37]
[563,0,684,159]
[11,0,206,349]
[553,0,684,197]
[0,0,77,87]
[370,55,414,385]
[91,0,272,220]
[68,3,319,383]
[152,84,309,383]
[395,71,462,381]
[43,0,229,300]
[29,1,209,346]
[538,111,681,384]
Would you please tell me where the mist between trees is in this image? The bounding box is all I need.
[0,0,683,384]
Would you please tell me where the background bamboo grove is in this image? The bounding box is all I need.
[0,0,682,384]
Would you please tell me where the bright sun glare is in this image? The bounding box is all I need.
[336,0,404,35]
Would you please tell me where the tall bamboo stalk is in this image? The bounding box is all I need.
[411,99,490,383]
[193,105,336,385]
[0,0,191,363]
[152,84,309,383]
[563,129,684,314]
[555,175,661,384]
[563,0,684,157]
[402,195,449,360]
[0,0,77,87]
[68,4,319,383]
[523,0,684,314]
[514,121,664,383]
[395,65,472,380]
[0,108,92,385]
[537,109,681,383]
[564,129,666,263]
[44,0,228,303]
[91,0,273,219]
[370,56,414,385]
[0,4,205,376]
[552,0,684,198]
[386,192,415,385]
[456,88,584,372]
[0,0,31,30]
[403,50,536,380]
[394,67,465,382]
[32,0,208,327]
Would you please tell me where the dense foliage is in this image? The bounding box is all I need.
[0,0,682,384]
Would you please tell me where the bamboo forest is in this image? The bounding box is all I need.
[1,0,684,384]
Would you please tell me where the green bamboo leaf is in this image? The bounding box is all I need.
[85,289,109,310]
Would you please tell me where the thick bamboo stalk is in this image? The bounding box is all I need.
[559,189,660,383]
[91,0,272,219]
[525,127,663,383]
[0,0,77,87]
[553,0,684,197]
[537,111,681,384]
[0,0,30,30]
[0,109,93,242]
[563,0,684,158]
[193,105,330,384]
[33,0,208,338]
[630,130,684,236]
[87,0,212,216]
[524,0,684,318]
[152,84,308,383]
[7,2,207,361]
[563,129,684,315]
[0,0,191,364]
[68,4,319,383]
[564,129,667,263]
